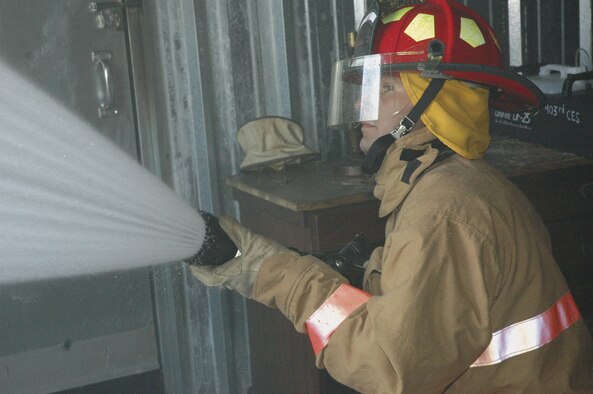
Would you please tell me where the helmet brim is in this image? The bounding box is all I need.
[343,59,546,112]
[436,63,546,113]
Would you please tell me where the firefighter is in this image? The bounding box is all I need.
[191,0,593,392]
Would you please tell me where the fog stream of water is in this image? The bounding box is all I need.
[0,63,205,284]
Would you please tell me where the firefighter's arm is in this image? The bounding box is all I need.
[189,215,366,298]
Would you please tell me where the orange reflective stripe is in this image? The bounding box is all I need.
[306,284,371,355]
[471,292,582,367]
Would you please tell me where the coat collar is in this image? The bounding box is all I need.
[373,128,443,217]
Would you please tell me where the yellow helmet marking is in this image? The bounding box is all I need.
[404,13,435,42]
[460,17,486,48]
[382,7,414,24]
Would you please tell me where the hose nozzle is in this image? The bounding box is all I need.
[186,211,238,267]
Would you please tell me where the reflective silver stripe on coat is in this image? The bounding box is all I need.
[471,292,582,367]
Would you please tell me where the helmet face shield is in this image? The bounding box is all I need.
[327,54,413,129]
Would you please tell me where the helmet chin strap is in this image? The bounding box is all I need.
[361,78,446,175]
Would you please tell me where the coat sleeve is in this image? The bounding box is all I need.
[253,212,499,393]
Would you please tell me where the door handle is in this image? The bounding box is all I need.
[92,50,119,118]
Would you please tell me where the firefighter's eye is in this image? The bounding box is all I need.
[380,84,394,95]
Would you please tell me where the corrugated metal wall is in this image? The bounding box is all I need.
[460,0,592,68]
[147,1,359,392]
[519,0,585,66]
[189,1,359,216]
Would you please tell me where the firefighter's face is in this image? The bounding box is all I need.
[357,75,416,154]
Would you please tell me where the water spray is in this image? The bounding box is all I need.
[0,62,231,284]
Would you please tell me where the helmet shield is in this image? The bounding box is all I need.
[327,53,415,129]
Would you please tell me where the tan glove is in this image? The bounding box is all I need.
[189,215,291,298]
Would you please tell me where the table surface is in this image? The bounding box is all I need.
[226,136,591,212]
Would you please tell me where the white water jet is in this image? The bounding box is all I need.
[0,62,205,284]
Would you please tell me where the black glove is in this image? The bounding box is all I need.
[292,234,374,289]
[186,211,238,267]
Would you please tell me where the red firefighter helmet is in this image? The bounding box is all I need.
[327,0,545,129]
[372,0,543,111]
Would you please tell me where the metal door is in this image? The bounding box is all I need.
[0,1,161,392]
[0,0,139,157]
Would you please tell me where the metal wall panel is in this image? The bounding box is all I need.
[581,0,593,62]
[455,1,590,69]
[510,0,590,67]
[145,1,357,392]
[151,0,357,214]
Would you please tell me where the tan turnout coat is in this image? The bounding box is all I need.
[253,128,593,393]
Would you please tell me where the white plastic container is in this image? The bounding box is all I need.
[527,64,592,95]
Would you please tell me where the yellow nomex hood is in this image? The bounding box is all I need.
[401,72,491,159]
